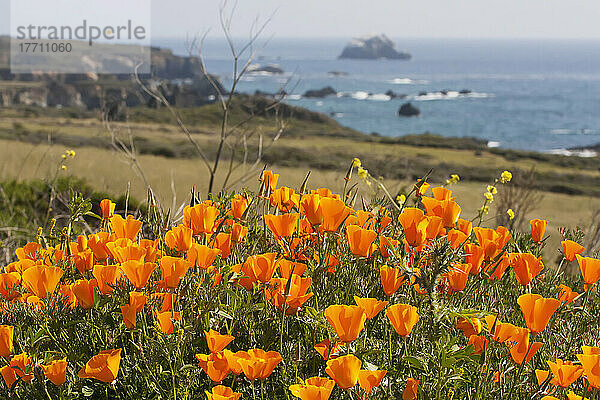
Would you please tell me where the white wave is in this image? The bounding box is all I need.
[487,141,501,148]
[546,149,598,158]
[367,93,392,101]
[550,129,599,135]
[412,91,494,101]
[388,78,429,85]
[337,91,391,101]
[351,91,370,100]
[316,101,324,106]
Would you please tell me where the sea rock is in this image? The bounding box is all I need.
[328,70,349,77]
[338,34,411,60]
[398,102,420,117]
[459,89,472,94]
[303,86,337,98]
[247,64,285,74]
[385,90,407,99]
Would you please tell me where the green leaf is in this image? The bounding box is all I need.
[403,356,425,371]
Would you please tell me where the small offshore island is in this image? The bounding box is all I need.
[338,34,411,60]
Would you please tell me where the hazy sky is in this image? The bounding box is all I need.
[2,0,600,39]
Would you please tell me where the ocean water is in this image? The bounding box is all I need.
[153,37,600,153]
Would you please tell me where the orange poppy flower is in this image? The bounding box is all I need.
[41,358,68,386]
[300,193,323,225]
[261,170,279,194]
[386,304,419,336]
[151,292,175,312]
[561,240,586,262]
[206,385,242,400]
[270,187,300,212]
[155,311,181,336]
[100,199,115,219]
[486,253,511,280]
[358,369,387,394]
[455,317,482,337]
[518,293,560,333]
[230,194,249,220]
[196,352,231,382]
[165,224,193,252]
[576,352,600,389]
[110,215,143,240]
[278,260,307,279]
[474,226,511,260]
[1,352,33,387]
[159,256,192,289]
[313,339,343,361]
[58,284,77,309]
[530,219,548,243]
[0,272,21,301]
[353,296,388,320]
[379,236,399,259]
[120,291,147,329]
[212,233,232,259]
[266,275,313,314]
[403,377,419,400]
[535,369,556,386]
[425,216,445,240]
[120,260,156,289]
[319,198,353,232]
[379,265,406,296]
[325,354,362,389]
[289,376,335,400]
[558,284,579,305]
[205,329,234,354]
[447,229,468,249]
[456,218,473,236]
[106,240,146,264]
[72,279,98,309]
[547,359,583,387]
[236,349,283,381]
[187,244,221,270]
[183,202,220,235]
[231,223,248,243]
[447,263,472,292]
[421,196,461,228]
[73,249,94,274]
[346,225,377,257]
[87,232,112,260]
[0,325,14,358]
[509,329,543,365]
[484,316,520,343]
[78,349,121,383]
[92,264,121,295]
[398,208,429,247]
[467,334,488,355]
[21,265,63,298]
[324,305,367,343]
[464,244,484,275]
[566,390,589,400]
[244,253,280,285]
[576,255,600,291]
[264,213,300,239]
[510,253,544,286]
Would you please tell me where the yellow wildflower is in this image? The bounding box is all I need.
[487,185,497,194]
[357,167,368,180]
[500,170,512,183]
[507,209,515,220]
[352,158,361,168]
[484,192,494,202]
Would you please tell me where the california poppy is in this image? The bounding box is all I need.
[325,354,362,389]
[464,244,485,275]
[120,291,147,329]
[0,326,13,358]
[379,236,399,259]
[289,376,335,400]
[205,329,234,353]
[278,260,307,279]
[546,359,583,387]
[21,265,63,298]
[300,193,323,226]
[421,197,461,228]
[558,284,579,305]
[398,208,429,247]
[1,352,33,387]
[212,233,232,259]
[270,187,300,212]
[467,334,488,355]
[319,198,353,232]
[530,219,548,243]
[159,256,192,289]
[561,240,585,262]
[447,263,472,292]
[403,377,419,400]
[456,218,473,236]
[109,215,143,240]
[71,279,98,309]
[155,311,181,336]
[236,349,282,381]
[196,352,231,382]
[447,229,468,249]
[0,273,21,301]
[474,226,511,261]
[266,275,313,314]
[230,194,249,220]
[346,225,377,257]
[244,253,279,284]
[40,358,68,386]
[353,296,388,320]
[379,265,406,296]
[455,317,482,337]
[576,352,600,389]
[231,223,248,243]
[313,339,343,361]
[386,304,419,336]
[518,294,560,333]
[358,369,387,394]
[183,202,220,235]
[78,349,122,383]
[324,305,367,343]
[164,224,193,252]
[187,244,221,270]
[92,264,121,295]
[205,385,242,400]
[120,260,156,289]
[264,213,300,239]
[100,199,115,219]
[509,329,543,365]
[510,253,544,286]
[576,255,600,291]
[261,170,279,194]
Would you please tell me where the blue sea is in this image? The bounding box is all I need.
[153,37,600,153]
